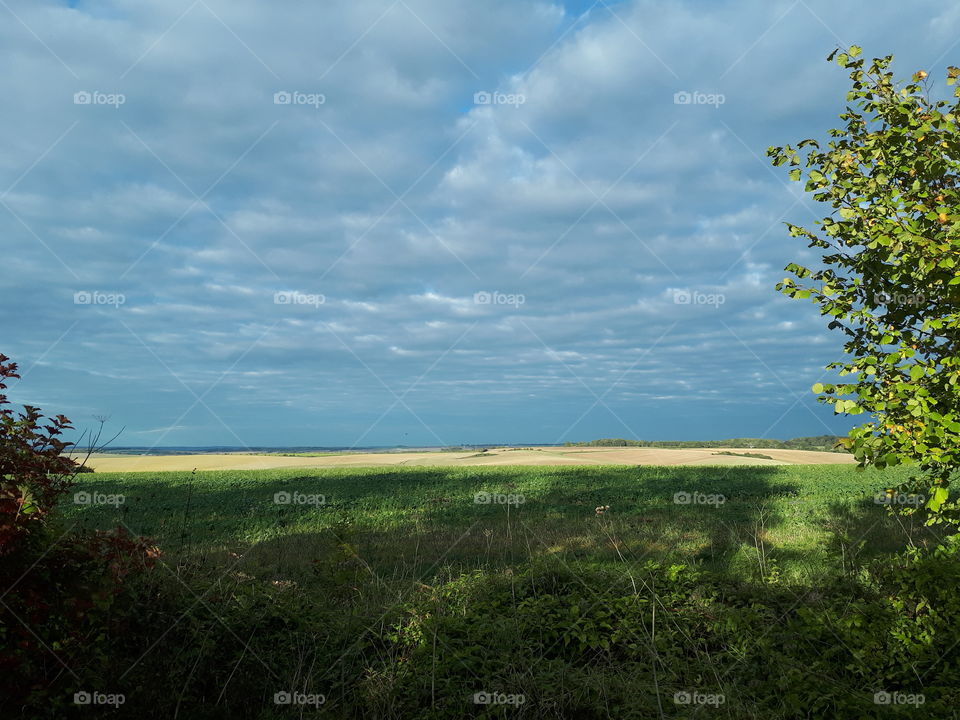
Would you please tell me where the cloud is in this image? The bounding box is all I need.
[2,0,956,445]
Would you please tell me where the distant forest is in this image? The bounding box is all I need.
[565,435,847,452]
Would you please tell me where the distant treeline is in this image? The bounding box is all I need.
[565,435,847,452]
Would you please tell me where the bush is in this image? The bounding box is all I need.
[0,353,158,717]
[375,555,960,718]
[0,353,78,553]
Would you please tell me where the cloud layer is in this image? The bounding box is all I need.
[2,0,957,446]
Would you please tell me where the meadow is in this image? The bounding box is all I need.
[42,463,960,718]
[66,464,920,584]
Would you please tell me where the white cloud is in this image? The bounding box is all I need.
[2,0,952,444]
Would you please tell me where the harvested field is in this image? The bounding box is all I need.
[76,445,855,472]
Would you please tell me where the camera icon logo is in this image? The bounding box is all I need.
[274,691,292,704]
[673,290,691,305]
[274,91,292,105]
[73,491,91,505]
[274,491,291,505]
[674,691,692,704]
[74,291,92,304]
[74,691,92,705]
[474,91,492,105]
[473,692,492,704]
[74,91,92,105]
[274,291,292,305]
[674,91,692,105]
[474,491,491,504]
[673,492,691,505]
[473,291,491,305]
[874,691,891,705]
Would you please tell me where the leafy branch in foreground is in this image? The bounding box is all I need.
[769,47,960,522]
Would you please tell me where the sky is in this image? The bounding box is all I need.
[2,0,959,448]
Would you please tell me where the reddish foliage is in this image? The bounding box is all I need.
[0,353,161,708]
[0,353,80,553]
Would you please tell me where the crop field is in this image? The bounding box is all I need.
[49,463,960,719]
[74,445,856,473]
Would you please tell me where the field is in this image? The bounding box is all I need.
[74,445,856,472]
[66,464,911,581]
[49,462,960,719]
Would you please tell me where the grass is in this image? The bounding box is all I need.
[52,463,956,719]
[64,463,926,586]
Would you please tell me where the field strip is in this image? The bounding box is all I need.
[75,446,855,472]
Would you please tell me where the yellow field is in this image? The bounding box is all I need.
[75,446,855,472]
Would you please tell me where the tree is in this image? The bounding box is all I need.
[769,48,960,523]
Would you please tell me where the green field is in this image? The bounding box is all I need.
[48,464,959,718]
[66,464,926,583]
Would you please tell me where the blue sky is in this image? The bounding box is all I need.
[3,0,958,447]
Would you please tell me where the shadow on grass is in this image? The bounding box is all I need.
[35,464,958,720]
[60,464,921,585]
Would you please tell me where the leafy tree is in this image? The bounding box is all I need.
[769,48,960,522]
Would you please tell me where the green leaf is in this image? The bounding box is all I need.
[929,487,949,512]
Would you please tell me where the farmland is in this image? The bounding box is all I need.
[65,464,913,581]
[74,445,856,472]
[46,462,960,718]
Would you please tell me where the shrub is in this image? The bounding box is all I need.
[0,353,79,553]
[0,352,158,717]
